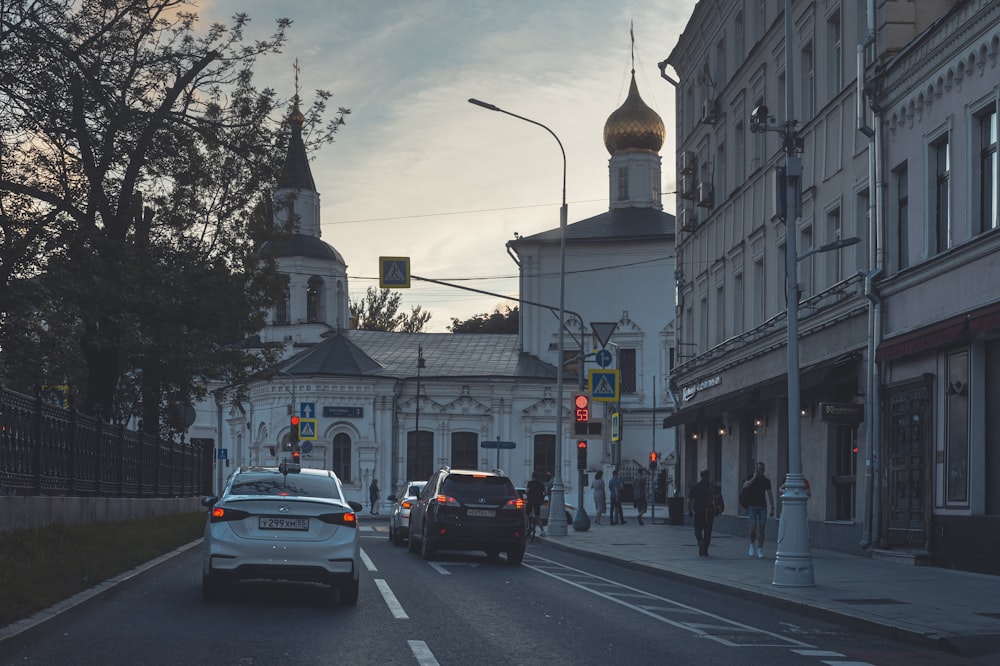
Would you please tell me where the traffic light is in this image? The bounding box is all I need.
[576,440,588,470]
[649,451,658,471]
[290,414,300,445]
[573,394,590,423]
[291,449,301,464]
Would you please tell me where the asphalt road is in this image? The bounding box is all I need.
[1,527,978,665]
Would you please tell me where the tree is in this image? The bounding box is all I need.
[350,286,431,332]
[449,306,519,333]
[0,0,348,433]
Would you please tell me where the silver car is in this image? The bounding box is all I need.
[388,480,426,546]
[201,466,363,604]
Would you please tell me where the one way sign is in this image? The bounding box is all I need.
[588,369,620,402]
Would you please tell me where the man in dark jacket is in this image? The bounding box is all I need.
[688,469,714,556]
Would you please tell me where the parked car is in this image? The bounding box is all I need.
[516,487,575,526]
[388,480,426,546]
[408,467,527,565]
[200,465,363,604]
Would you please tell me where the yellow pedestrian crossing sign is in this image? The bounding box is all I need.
[379,256,410,288]
[589,369,619,402]
[298,418,318,441]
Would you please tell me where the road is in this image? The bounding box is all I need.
[1,525,976,665]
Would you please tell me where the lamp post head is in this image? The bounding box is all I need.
[468,98,500,112]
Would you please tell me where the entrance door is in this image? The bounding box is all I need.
[884,382,931,549]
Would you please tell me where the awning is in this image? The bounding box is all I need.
[876,318,967,363]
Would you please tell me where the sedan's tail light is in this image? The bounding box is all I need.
[210,507,250,523]
[318,512,358,527]
[401,500,413,509]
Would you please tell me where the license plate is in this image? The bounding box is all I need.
[259,516,309,530]
[467,508,495,518]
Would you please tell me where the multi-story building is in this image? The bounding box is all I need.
[662,0,999,573]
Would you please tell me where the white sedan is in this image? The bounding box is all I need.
[201,465,363,605]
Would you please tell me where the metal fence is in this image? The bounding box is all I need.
[0,385,212,497]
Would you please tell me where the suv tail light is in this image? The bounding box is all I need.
[435,494,461,507]
[503,497,525,510]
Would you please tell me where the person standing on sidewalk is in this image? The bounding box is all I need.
[688,469,714,556]
[742,462,774,558]
[526,471,547,536]
[608,470,626,525]
[591,470,606,525]
[369,477,381,515]
[633,468,648,525]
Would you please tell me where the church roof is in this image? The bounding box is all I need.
[603,71,665,154]
[277,331,561,381]
[509,207,675,247]
[277,96,317,191]
[259,233,345,263]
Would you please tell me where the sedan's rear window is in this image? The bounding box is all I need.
[441,475,515,501]
[230,473,338,498]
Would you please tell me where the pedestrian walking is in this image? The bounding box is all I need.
[591,470,606,525]
[369,477,381,515]
[688,469,715,556]
[633,468,648,525]
[741,462,774,558]
[526,471,546,536]
[608,470,626,525]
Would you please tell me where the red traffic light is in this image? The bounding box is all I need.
[573,394,590,422]
[290,415,300,425]
[292,450,301,463]
[577,440,588,449]
[649,451,658,462]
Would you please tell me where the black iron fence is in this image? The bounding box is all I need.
[0,385,212,497]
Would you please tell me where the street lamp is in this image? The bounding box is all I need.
[469,97,570,537]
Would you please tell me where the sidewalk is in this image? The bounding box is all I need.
[539,510,1000,661]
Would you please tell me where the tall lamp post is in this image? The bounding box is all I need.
[749,0,863,587]
[469,97,570,537]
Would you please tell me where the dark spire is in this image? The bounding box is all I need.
[278,60,317,191]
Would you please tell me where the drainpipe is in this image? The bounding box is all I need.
[859,4,883,549]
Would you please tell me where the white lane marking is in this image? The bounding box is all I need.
[360,548,377,572]
[525,553,813,649]
[792,650,845,657]
[427,561,480,575]
[821,662,874,666]
[374,578,409,619]
[407,640,440,665]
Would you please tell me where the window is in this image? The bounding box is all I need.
[450,432,478,469]
[619,348,637,393]
[700,293,709,350]
[752,96,765,170]
[716,142,726,200]
[332,433,352,483]
[752,257,765,326]
[734,120,745,187]
[275,285,290,325]
[617,166,629,202]
[825,207,842,286]
[754,0,766,43]
[800,225,814,297]
[715,284,725,345]
[895,163,909,270]
[831,425,857,520]
[977,108,998,234]
[734,11,744,65]
[307,276,324,323]
[826,9,842,99]
[931,135,950,254]
[533,435,556,479]
[406,430,434,483]
[715,37,726,86]
[946,350,970,505]
[800,40,814,120]
[732,271,744,335]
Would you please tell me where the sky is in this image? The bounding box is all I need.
[201,0,697,332]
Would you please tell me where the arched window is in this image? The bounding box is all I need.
[333,432,352,482]
[307,276,324,323]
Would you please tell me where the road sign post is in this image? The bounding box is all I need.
[481,439,516,469]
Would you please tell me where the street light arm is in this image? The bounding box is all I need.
[797,236,861,262]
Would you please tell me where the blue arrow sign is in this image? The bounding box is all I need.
[595,349,613,368]
[300,402,315,419]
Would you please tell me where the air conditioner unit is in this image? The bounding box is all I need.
[697,182,714,208]
[679,151,696,175]
[679,208,697,232]
[700,98,717,124]
[679,174,697,200]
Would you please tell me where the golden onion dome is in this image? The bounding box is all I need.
[603,71,665,154]
[288,94,306,131]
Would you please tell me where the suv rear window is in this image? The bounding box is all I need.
[441,474,515,501]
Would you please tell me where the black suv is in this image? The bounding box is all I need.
[408,467,527,565]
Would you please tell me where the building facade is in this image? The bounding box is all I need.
[663,0,1000,574]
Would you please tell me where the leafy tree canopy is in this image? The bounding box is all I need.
[0,0,349,436]
[449,306,519,333]
[350,286,431,333]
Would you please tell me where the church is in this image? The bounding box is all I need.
[191,68,676,510]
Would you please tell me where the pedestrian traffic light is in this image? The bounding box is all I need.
[573,394,590,423]
[649,451,658,470]
[290,414,300,444]
[576,440,588,470]
[291,449,301,464]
